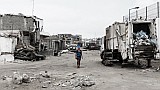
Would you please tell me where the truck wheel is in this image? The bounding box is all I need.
[147,59,151,68]
[100,51,104,59]
[121,65,124,68]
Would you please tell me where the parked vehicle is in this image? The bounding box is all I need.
[68,44,77,52]
[101,19,158,67]
[83,42,100,50]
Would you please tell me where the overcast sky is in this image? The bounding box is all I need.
[0,0,159,38]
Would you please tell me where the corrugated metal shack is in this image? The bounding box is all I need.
[39,34,63,56]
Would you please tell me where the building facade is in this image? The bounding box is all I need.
[0,14,43,50]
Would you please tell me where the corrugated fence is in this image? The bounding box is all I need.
[124,2,160,21]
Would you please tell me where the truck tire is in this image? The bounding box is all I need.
[147,59,151,68]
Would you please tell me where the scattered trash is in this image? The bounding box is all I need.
[61,83,67,87]
[2,72,95,89]
[67,72,77,76]
[134,30,157,46]
[53,82,61,86]
[43,81,51,84]
[60,50,69,54]
[42,85,48,88]
[39,71,50,78]
[72,86,81,90]
[155,67,160,72]
[30,77,37,81]
[135,30,148,40]
[142,70,147,73]
[141,68,157,73]
[53,74,95,88]
[2,76,7,80]
[82,80,95,87]
[12,72,23,84]
[70,75,95,87]
[41,81,51,88]
[22,74,30,83]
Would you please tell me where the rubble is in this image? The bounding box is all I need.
[43,81,51,84]
[14,44,46,61]
[2,72,32,85]
[12,72,23,84]
[1,76,7,80]
[30,76,37,81]
[141,68,158,73]
[42,80,52,88]
[1,71,95,89]
[72,86,82,90]
[22,74,30,83]
[53,73,95,88]
[70,75,95,87]
[67,72,77,76]
[2,71,52,85]
[82,80,95,87]
[53,82,61,86]
[39,71,50,78]
[42,85,48,88]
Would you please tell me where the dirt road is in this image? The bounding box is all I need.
[0,50,160,90]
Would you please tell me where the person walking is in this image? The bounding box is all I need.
[75,47,82,68]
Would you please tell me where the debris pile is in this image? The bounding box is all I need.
[14,44,46,61]
[11,72,31,84]
[53,73,95,89]
[134,30,156,46]
[70,75,95,87]
[1,71,51,85]
[1,71,95,89]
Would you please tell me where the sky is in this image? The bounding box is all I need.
[0,0,159,38]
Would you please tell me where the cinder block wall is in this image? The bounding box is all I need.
[2,14,25,30]
[26,17,34,32]
[0,14,36,45]
[0,14,34,32]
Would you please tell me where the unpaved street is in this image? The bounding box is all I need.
[0,50,160,90]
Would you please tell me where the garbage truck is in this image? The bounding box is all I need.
[101,19,158,67]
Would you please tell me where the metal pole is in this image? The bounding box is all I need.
[123,16,125,22]
[146,7,147,20]
[157,2,159,18]
[129,9,131,21]
[136,10,138,19]
[129,7,139,21]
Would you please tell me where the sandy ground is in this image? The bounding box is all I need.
[0,50,160,90]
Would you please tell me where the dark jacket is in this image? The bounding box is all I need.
[75,50,82,59]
